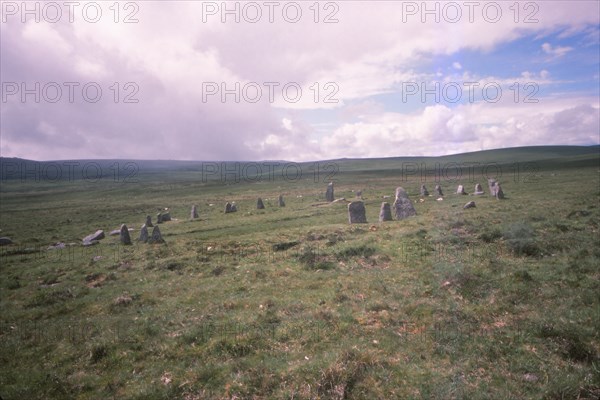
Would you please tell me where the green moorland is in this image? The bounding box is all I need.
[0,146,599,399]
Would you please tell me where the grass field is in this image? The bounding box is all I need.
[1,146,599,399]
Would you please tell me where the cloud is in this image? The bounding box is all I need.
[541,42,574,59]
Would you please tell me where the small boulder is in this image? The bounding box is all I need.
[464,201,476,209]
[0,237,14,246]
[83,230,104,245]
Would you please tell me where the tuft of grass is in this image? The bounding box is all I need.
[503,222,541,257]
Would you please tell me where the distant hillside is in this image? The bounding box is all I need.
[1,145,598,182]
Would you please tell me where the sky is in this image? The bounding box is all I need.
[1,0,599,161]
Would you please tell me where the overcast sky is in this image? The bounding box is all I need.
[1,1,599,161]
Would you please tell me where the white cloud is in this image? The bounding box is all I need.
[542,42,574,59]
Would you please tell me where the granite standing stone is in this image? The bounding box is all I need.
[474,183,484,195]
[379,202,393,222]
[145,215,153,227]
[326,182,334,202]
[257,198,265,209]
[149,225,164,244]
[488,179,498,197]
[348,201,367,224]
[120,224,132,245]
[191,205,199,219]
[456,185,467,195]
[495,183,505,199]
[420,185,429,196]
[278,195,285,207]
[435,185,444,196]
[393,187,417,220]
[139,224,149,243]
[224,203,232,214]
[231,203,238,212]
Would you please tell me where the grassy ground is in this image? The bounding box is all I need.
[0,147,599,399]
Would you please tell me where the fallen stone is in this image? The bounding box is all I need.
[379,202,392,221]
[464,201,476,209]
[120,224,132,245]
[0,237,13,246]
[161,212,171,222]
[47,242,66,250]
[348,201,367,223]
[83,240,99,247]
[109,229,120,236]
[83,230,104,244]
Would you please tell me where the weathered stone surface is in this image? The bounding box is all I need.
[47,242,66,250]
[161,212,171,222]
[139,224,149,243]
[435,185,444,196]
[495,183,505,199]
[145,215,153,227]
[82,240,99,247]
[191,205,199,219]
[356,190,362,198]
[230,203,238,212]
[348,201,367,224]
[456,185,467,195]
[83,230,104,244]
[0,237,13,246]
[120,224,132,245]
[224,203,232,213]
[474,183,484,195]
[488,179,498,196]
[393,187,416,220]
[420,185,429,196]
[257,198,265,209]
[379,202,392,222]
[464,201,476,209]
[278,195,285,207]
[109,229,120,236]
[326,182,334,202]
[149,225,164,244]
[157,213,163,224]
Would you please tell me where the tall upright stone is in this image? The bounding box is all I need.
[224,202,232,214]
[456,185,467,195]
[488,179,498,197]
[495,183,505,199]
[230,203,238,212]
[348,201,367,224]
[474,183,484,195]
[191,205,199,219]
[356,190,363,199]
[145,215,153,228]
[278,195,285,207]
[257,198,265,209]
[149,225,164,244]
[420,185,429,196]
[139,224,149,243]
[435,185,444,196]
[157,212,163,224]
[393,187,417,220]
[120,224,132,245]
[326,182,334,202]
[379,202,392,222]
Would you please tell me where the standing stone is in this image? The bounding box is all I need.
[348,201,367,224]
[464,201,476,209]
[356,190,362,199]
[83,230,105,244]
[231,203,238,212]
[191,205,199,219]
[0,237,13,246]
[157,213,163,224]
[474,183,484,195]
[145,215,153,227]
[326,182,334,202]
[393,187,417,220]
[495,183,505,199]
[456,185,467,195]
[224,203,232,214]
[420,185,429,196]
[488,179,498,197]
[139,224,149,243]
[278,195,285,207]
[435,185,444,196]
[379,202,392,222]
[120,224,132,245]
[257,198,265,209]
[149,225,164,244]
